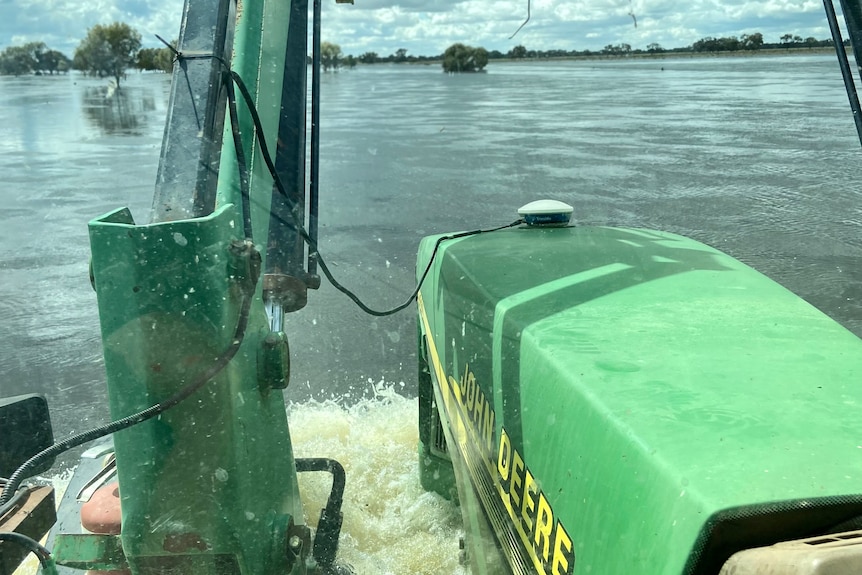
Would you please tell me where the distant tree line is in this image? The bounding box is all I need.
[0,23,174,82]
[502,33,835,60]
[0,42,71,76]
[0,28,841,81]
[689,32,834,52]
[335,32,837,69]
[356,47,438,64]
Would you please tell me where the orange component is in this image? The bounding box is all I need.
[80,482,130,575]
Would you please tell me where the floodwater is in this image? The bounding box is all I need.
[2,54,862,572]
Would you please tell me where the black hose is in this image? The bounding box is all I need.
[0,531,51,564]
[824,0,862,146]
[228,68,525,315]
[295,457,346,569]
[0,484,28,519]
[309,0,322,276]
[224,71,254,241]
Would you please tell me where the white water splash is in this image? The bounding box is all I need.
[289,384,467,574]
[14,389,466,574]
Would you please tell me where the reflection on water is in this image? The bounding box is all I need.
[81,83,159,135]
[0,72,171,470]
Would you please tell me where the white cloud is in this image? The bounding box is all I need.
[0,0,840,57]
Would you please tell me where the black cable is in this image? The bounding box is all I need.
[163,37,527,317]
[0,242,260,506]
[155,37,252,239]
[225,69,525,315]
[0,531,51,564]
[509,0,531,39]
[0,484,28,518]
[824,0,862,147]
[224,72,254,241]
[165,49,518,317]
[155,34,203,131]
[309,0,322,276]
[316,220,523,316]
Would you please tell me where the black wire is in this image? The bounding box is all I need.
[224,72,254,240]
[224,69,525,315]
[0,484,27,518]
[161,47,522,317]
[509,0,531,39]
[154,34,178,57]
[0,245,259,506]
[319,221,523,316]
[155,36,252,236]
[823,0,862,147]
[162,39,527,316]
[155,34,203,131]
[0,531,52,564]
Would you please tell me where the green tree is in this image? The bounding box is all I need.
[0,46,32,75]
[646,42,663,53]
[508,44,527,59]
[137,46,174,73]
[137,47,158,70]
[0,43,70,76]
[358,51,378,64]
[0,46,35,76]
[74,22,142,87]
[472,47,488,69]
[320,42,342,71]
[602,43,632,55]
[442,43,488,73]
[693,36,742,52]
[23,42,47,73]
[394,48,408,62]
[741,32,763,50]
[155,48,174,73]
[37,49,71,74]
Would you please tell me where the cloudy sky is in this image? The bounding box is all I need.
[1,0,838,58]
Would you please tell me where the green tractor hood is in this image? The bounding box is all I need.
[417,224,862,575]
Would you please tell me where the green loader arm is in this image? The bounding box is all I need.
[47,0,340,573]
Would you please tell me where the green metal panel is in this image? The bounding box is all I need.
[87,204,303,574]
[53,534,127,571]
[72,1,312,572]
[417,225,862,575]
[217,0,292,246]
